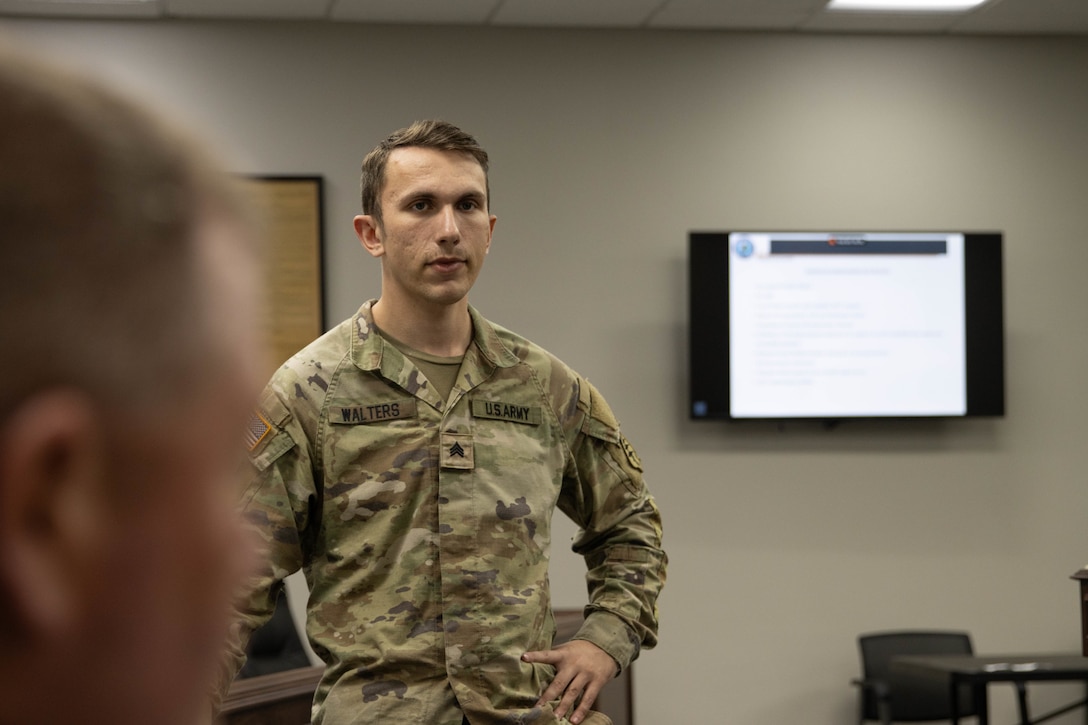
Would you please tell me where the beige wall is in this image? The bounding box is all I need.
[5,17,1087,724]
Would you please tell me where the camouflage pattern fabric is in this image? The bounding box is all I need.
[223,300,666,724]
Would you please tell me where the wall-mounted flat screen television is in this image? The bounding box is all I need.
[689,231,1005,421]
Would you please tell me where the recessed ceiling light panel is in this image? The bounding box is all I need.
[826,0,990,12]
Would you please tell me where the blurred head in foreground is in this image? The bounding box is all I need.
[0,41,262,725]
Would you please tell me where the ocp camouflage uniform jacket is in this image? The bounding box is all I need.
[228,300,666,724]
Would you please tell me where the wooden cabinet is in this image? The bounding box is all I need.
[218,666,321,725]
[1073,567,1088,656]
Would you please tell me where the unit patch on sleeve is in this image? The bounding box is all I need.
[330,398,418,425]
[471,399,542,425]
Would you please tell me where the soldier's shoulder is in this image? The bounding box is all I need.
[487,318,581,385]
[269,318,353,386]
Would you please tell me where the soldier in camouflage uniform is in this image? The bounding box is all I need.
[224,120,666,725]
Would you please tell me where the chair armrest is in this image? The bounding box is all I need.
[852,677,893,725]
[851,677,890,699]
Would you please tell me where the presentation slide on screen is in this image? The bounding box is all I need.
[728,232,967,418]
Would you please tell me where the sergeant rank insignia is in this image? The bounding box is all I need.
[440,432,474,470]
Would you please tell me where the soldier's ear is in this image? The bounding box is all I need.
[0,390,109,640]
[354,215,384,258]
[485,214,496,254]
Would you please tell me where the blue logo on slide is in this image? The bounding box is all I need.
[734,237,754,258]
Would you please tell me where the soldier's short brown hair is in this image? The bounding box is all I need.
[0,42,252,418]
[359,119,490,228]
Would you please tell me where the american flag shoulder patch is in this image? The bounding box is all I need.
[245,410,273,452]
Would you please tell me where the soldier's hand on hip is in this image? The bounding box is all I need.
[522,639,618,724]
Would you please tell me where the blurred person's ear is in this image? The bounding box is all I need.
[0,391,110,640]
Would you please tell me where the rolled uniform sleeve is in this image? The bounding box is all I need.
[559,379,667,673]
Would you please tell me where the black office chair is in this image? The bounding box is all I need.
[852,630,1029,725]
[238,588,311,678]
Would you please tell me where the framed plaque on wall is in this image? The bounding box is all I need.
[240,175,325,379]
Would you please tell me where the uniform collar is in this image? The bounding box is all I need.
[351,299,520,375]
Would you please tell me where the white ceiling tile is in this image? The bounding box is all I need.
[0,0,161,17]
[649,0,827,30]
[801,8,960,32]
[330,0,501,24]
[0,0,1086,36]
[953,0,1088,34]
[166,0,331,19]
[491,0,663,28]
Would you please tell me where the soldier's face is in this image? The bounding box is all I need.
[363,146,496,312]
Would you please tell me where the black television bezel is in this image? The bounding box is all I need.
[688,230,1006,422]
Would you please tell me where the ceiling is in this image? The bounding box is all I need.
[0,0,1087,36]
